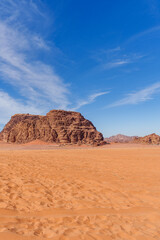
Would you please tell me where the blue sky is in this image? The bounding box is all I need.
[0,0,160,137]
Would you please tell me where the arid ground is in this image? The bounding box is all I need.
[0,142,160,240]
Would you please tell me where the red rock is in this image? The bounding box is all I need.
[133,133,160,144]
[0,110,104,145]
[105,134,136,143]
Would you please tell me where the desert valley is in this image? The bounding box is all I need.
[0,110,160,240]
[1,0,160,239]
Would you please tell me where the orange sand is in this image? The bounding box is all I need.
[0,144,160,239]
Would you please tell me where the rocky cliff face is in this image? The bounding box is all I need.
[0,110,104,145]
[134,133,160,145]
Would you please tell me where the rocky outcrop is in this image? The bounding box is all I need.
[105,134,136,143]
[0,110,105,145]
[134,133,160,145]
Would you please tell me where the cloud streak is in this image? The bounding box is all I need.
[103,59,130,69]
[0,21,70,108]
[108,82,160,108]
[0,0,70,117]
[0,90,41,124]
[93,45,145,71]
[0,0,107,126]
[126,25,160,43]
[71,91,109,110]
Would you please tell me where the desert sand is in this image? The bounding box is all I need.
[0,143,160,239]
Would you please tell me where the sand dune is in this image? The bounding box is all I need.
[0,145,160,239]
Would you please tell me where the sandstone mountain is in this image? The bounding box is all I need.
[0,110,105,145]
[134,133,160,145]
[105,134,136,143]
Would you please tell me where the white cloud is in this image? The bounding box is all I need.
[127,25,160,43]
[33,35,50,50]
[0,0,47,24]
[71,91,109,110]
[103,59,130,69]
[0,0,70,123]
[0,90,41,124]
[108,82,160,108]
[102,53,145,70]
[93,45,144,71]
[0,0,110,126]
[107,47,121,53]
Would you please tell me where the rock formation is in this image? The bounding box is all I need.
[105,134,136,143]
[0,110,105,145]
[134,133,160,145]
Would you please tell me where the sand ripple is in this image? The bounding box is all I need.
[0,148,160,239]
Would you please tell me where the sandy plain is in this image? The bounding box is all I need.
[0,142,160,240]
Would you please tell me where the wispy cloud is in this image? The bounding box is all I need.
[127,25,160,43]
[33,35,50,50]
[103,53,145,70]
[0,0,107,126]
[93,45,144,71]
[108,82,160,108]
[71,91,109,110]
[92,46,121,63]
[0,21,70,107]
[0,0,47,24]
[0,90,41,124]
[0,0,70,118]
[103,59,130,69]
[107,46,121,53]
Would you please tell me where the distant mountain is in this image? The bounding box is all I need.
[105,134,136,143]
[134,133,160,145]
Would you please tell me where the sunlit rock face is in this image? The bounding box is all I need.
[0,110,104,145]
[134,133,160,144]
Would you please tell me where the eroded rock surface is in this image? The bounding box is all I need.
[0,110,104,145]
[134,133,160,144]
